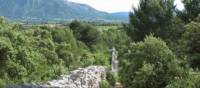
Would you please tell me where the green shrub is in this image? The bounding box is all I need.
[120,35,185,88]
[181,21,200,68]
[166,70,200,88]
[93,52,110,67]
[106,72,117,86]
[0,19,105,86]
[0,79,6,88]
[100,80,111,88]
[69,20,100,46]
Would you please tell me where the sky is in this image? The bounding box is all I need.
[68,0,184,13]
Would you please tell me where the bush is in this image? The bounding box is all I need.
[106,72,118,86]
[181,21,200,68]
[93,52,110,67]
[92,28,130,52]
[166,70,200,88]
[69,20,100,46]
[99,80,111,88]
[120,35,185,88]
[0,79,6,88]
[0,19,104,86]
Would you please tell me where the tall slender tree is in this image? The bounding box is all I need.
[129,0,175,41]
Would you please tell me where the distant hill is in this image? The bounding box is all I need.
[111,12,129,18]
[109,12,129,22]
[0,0,129,22]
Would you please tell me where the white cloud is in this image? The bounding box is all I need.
[68,0,184,13]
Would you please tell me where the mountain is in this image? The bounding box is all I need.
[0,0,128,22]
[111,12,129,18]
[109,12,129,22]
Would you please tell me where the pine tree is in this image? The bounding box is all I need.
[178,0,200,23]
[129,0,175,41]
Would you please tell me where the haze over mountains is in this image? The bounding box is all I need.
[0,0,129,22]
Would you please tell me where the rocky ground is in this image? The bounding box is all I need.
[7,66,106,88]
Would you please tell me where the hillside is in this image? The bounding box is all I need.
[0,0,128,22]
[109,12,129,22]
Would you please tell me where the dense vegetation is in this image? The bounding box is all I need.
[0,17,130,87]
[119,0,200,88]
[0,0,200,88]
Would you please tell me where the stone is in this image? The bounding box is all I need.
[6,66,106,88]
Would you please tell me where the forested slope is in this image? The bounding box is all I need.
[119,0,200,88]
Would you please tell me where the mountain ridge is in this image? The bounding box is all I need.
[0,0,128,22]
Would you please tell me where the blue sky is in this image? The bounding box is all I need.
[68,0,184,13]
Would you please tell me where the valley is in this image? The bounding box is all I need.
[0,0,200,88]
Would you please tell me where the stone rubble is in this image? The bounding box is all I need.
[7,66,106,88]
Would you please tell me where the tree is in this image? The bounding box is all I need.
[69,20,100,47]
[0,37,15,77]
[120,35,185,88]
[93,28,130,51]
[129,0,175,41]
[166,70,200,88]
[178,0,200,23]
[52,29,76,44]
[181,21,200,68]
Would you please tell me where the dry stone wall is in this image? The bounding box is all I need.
[7,66,106,88]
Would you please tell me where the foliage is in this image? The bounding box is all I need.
[181,21,200,68]
[1,0,200,87]
[69,20,100,47]
[129,0,175,41]
[166,70,200,88]
[178,0,200,23]
[96,28,130,49]
[93,52,110,67]
[0,18,114,87]
[99,80,111,88]
[120,35,187,88]
[119,0,200,87]
[106,72,118,86]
